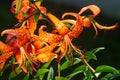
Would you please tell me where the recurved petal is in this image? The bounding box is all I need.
[79,5,100,18]
[1,29,17,36]
[61,19,76,25]
[47,13,70,35]
[95,22,118,30]
[62,12,78,19]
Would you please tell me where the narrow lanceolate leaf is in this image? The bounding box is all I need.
[60,58,81,71]
[36,69,49,76]
[66,65,86,80]
[60,61,72,71]
[84,68,93,80]
[47,67,54,80]
[91,47,104,54]
[73,58,81,65]
[41,60,52,69]
[35,61,52,79]
[34,12,40,23]
[36,68,49,80]
[22,12,29,18]
[85,47,104,61]
[23,73,29,80]
[0,51,2,55]
[73,65,86,73]
[55,76,69,80]
[86,51,97,60]
[95,65,119,74]
[8,69,21,80]
[66,70,84,80]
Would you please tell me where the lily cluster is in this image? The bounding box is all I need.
[0,0,117,73]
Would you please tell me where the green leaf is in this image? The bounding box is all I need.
[37,68,49,75]
[35,60,52,79]
[73,58,81,65]
[8,69,21,80]
[66,70,84,80]
[85,47,104,61]
[0,51,2,55]
[47,67,54,80]
[34,13,40,23]
[36,68,49,80]
[0,63,10,76]
[86,51,97,60]
[110,74,120,80]
[41,60,52,69]
[22,12,29,18]
[73,65,86,73]
[101,77,108,80]
[103,72,120,80]
[23,73,29,80]
[91,47,104,54]
[65,65,86,80]
[60,58,81,71]
[84,68,93,80]
[60,61,72,71]
[55,76,69,80]
[104,73,113,79]
[10,56,15,64]
[95,65,119,74]
[65,23,72,30]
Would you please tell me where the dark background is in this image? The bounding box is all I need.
[0,0,120,74]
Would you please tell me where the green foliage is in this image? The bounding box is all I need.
[0,47,119,80]
[22,12,29,18]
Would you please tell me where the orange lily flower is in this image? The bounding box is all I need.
[46,5,118,60]
[0,26,36,72]
[0,0,118,74]
[34,43,58,63]
[11,0,47,34]
[0,41,14,70]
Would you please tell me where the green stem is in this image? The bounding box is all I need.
[58,63,61,80]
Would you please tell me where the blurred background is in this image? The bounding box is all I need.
[0,0,120,72]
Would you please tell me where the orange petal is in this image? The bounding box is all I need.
[35,1,41,8]
[61,19,76,25]
[34,52,57,63]
[0,51,14,70]
[34,43,58,63]
[62,12,83,38]
[79,5,100,18]
[62,12,78,19]
[38,25,63,44]
[95,22,118,30]
[47,13,70,35]
[27,16,37,34]
[11,0,16,13]
[1,29,16,36]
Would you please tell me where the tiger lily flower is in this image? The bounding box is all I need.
[0,0,118,74]
[47,13,70,35]
[11,0,47,34]
[0,26,36,72]
[0,41,14,70]
[61,5,118,37]
[33,43,58,63]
